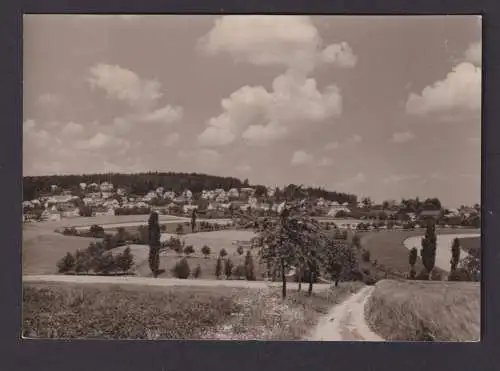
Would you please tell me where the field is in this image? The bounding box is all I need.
[365,280,480,341]
[23,281,364,340]
[360,229,480,277]
[460,236,481,254]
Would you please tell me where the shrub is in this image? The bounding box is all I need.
[57,252,75,273]
[361,249,371,262]
[193,264,202,278]
[74,250,91,273]
[448,267,472,281]
[95,251,116,274]
[233,265,246,279]
[175,224,184,235]
[172,258,190,279]
[89,224,105,238]
[224,258,233,279]
[62,227,78,236]
[201,245,211,258]
[215,257,223,279]
[219,248,228,258]
[236,246,244,255]
[183,245,195,256]
[116,247,134,272]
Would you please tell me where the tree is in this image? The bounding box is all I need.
[57,252,75,273]
[148,212,161,277]
[95,251,116,274]
[236,246,244,255]
[183,245,195,257]
[362,197,372,208]
[89,224,105,238]
[176,224,184,235]
[409,247,418,279]
[219,248,228,258]
[172,258,190,279]
[201,245,211,258]
[224,258,233,279]
[324,239,357,287]
[193,264,202,278]
[420,221,437,279]
[244,250,256,281]
[191,210,197,232]
[460,247,480,282]
[450,237,461,273]
[215,257,223,279]
[116,247,134,272]
[74,249,91,274]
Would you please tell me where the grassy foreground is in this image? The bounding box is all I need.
[23,281,363,340]
[365,280,480,341]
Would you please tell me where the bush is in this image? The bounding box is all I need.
[448,267,472,281]
[183,245,195,256]
[215,257,223,279]
[175,224,185,235]
[74,250,91,273]
[89,224,105,238]
[224,258,233,279]
[115,247,134,272]
[201,245,211,258]
[172,258,190,279]
[219,248,228,258]
[57,252,75,273]
[361,249,371,262]
[236,246,244,255]
[95,251,116,274]
[193,264,202,278]
[62,227,78,236]
[233,265,246,279]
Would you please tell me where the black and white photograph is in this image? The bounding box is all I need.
[22,14,481,341]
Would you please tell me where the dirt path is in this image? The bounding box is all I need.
[23,274,332,292]
[305,286,384,341]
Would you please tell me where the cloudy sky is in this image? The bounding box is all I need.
[23,15,481,207]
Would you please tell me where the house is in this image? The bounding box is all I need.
[419,210,442,220]
[41,209,61,222]
[116,188,127,196]
[156,187,164,195]
[183,189,193,200]
[50,185,59,192]
[99,182,114,192]
[240,187,255,197]
[79,182,87,190]
[248,197,258,208]
[163,191,176,200]
[228,188,240,199]
[183,204,199,214]
[88,182,99,190]
[327,206,351,217]
[266,187,276,198]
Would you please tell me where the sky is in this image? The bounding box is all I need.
[23,15,481,207]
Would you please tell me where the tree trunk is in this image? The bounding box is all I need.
[297,265,302,291]
[281,259,287,299]
[308,266,314,296]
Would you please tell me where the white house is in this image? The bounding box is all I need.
[100,182,114,192]
[183,204,199,214]
[183,189,193,200]
[327,206,351,217]
[79,182,87,190]
[228,188,240,199]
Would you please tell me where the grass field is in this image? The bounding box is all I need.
[365,280,480,341]
[23,232,99,275]
[460,236,480,254]
[23,281,364,340]
[360,229,480,277]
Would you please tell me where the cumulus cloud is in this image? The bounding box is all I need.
[291,150,313,166]
[61,121,85,137]
[391,131,415,143]
[164,132,180,147]
[346,134,362,146]
[197,16,355,147]
[464,41,481,66]
[198,71,342,146]
[76,132,130,151]
[140,105,183,124]
[199,16,357,73]
[406,62,481,116]
[88,63,163,110]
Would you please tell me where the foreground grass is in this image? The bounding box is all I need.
[23,283,247,339]
[365,280,480,341]
[23,281,364,340]
[201,282,365,340]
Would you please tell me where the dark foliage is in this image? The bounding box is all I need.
[172,258,191,279]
